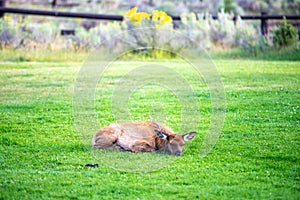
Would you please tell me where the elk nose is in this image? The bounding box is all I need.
[175,151,182,156]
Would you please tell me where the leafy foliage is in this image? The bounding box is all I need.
[223,0,237,14]
[272,18,298,48]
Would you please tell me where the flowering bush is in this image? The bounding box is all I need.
[124,7,172,29]
[120,7,175,52]
[124,7,151,27]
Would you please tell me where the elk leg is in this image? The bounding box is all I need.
[92,129,118,150]
[131,142,154,153]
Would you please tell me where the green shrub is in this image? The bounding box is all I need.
[223,0,236,14]
[272,18,298,48]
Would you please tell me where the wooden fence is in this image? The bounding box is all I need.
[0,1,299,36]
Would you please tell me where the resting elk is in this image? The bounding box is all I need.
[92,121,196,156]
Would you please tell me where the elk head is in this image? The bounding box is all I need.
[155,130,196,156]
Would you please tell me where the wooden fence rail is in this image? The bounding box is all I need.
[0,6,299,36]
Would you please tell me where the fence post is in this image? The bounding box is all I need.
[261,11,268,36]
[0,0,6,18]
[52,0,57,9]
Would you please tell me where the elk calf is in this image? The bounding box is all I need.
[92,121,196,156]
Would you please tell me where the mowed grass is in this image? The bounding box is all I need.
[0,53,299,199]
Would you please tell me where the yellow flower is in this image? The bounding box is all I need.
[160,15,172,23]
[139,12,151,20]
[125,7,137,18]
[152,16,158,21]
[123,8,172,28]
[151,10,160,21]
[152,10,172,23]
[124,7,150,26]
[4,15,12,22]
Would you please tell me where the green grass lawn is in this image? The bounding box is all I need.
[0,52,299,199]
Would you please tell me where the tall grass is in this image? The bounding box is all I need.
[1,47,299,63]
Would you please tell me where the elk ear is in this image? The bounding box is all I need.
[182,132,196,141]
[154,130,168,140]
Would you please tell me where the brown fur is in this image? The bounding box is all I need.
[92,121,196,156]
